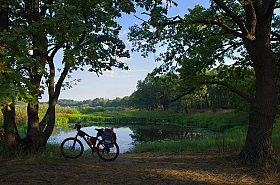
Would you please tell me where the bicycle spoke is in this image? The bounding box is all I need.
[97,141,119,161]
[61,138,84,159]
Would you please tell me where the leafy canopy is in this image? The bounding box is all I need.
[128,0,280,105]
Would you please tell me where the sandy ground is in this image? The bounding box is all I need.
[0,151,279,185]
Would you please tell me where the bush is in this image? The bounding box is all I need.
[56,105,80,114]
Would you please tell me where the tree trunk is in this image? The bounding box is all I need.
[40,104,56,146]
[239,51,278,164]
[239,15,278,164]
[26,103,43,152]
[2,105,21,151]
[239,101,278,164]
[184,103,189,114]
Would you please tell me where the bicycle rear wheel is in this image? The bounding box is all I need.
[61,137,84,159]
[96,140,119,161]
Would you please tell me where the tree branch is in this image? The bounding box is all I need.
[40,0,54,17]
[213,0,250,37]
[203,43,240,66]
[163,19,244,38]
[201,81,254,103]
[171,87,197,102]
[271,31,280,41]
[171,80,253,104]
[263,0,277,17]
[175,32,230,61]
[5,6,32,23]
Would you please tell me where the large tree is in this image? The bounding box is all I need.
[0,0,37,150]
[0,0,140,152]
[128,0,280,164]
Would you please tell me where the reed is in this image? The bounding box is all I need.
[55,109,249,132]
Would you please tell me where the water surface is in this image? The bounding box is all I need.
[48,124,212,153]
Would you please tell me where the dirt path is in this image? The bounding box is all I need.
[0,151,279,185]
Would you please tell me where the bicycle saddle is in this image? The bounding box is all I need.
[95,128,103,132]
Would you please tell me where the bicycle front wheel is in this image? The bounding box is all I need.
[97,141,119,161]
[61,137,84,159]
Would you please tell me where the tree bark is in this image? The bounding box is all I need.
[26,103,42,152]
[239,55,278,164]
[2,105,21,151]
[239,11,278,164]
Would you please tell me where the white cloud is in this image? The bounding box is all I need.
[126,39,133,47]
[224,58,235,65]
[103,70,118,77]
[119,30,128,37]
[118,57,132,63]
[101,68,129,77]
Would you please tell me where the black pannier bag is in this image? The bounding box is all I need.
[102,128,116,148]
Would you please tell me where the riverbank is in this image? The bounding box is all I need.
[0,150,279,185]
[4,108,280,154]
[55,109,248,132]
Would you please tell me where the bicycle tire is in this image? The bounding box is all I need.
[61,137,84,159]
[96,140,119,161]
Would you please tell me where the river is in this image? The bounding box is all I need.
[48,123,213,153]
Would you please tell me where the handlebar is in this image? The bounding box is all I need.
[74,122,81,130]
[73,122,113,134]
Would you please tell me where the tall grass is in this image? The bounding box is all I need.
[56,109,249,132]
[272,120,280,154]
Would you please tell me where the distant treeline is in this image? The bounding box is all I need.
[54,97,130,108]
[49,72,249,113]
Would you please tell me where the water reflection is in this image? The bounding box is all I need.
[48,124,211,153]
[129,127,206,145]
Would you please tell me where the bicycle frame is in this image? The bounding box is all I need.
[74,129,101,152]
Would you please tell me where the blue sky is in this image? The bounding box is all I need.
[40,0,211,102]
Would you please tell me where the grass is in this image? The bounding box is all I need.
[55,108,249,131]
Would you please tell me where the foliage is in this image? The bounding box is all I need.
[130,72,249,112]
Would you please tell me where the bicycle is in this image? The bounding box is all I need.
[61,122,119,161]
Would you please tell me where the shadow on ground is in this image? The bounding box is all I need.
[0,151,279,185]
